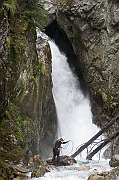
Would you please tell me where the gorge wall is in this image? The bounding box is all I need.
[56,0,119,124]
[0,0,119,166]
[45,0,119,157]
[0,0,56,163]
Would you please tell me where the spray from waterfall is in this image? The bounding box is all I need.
[49,40,99,158]
[36,27,100,159]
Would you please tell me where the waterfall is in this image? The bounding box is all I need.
[49,40,99,158]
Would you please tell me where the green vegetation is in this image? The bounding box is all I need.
[4,0,48,77]
[4,0,18,16]
[116,166,119,171]
[5,36,12,48]
[1,0,49,164]
[34,61,46,75]
[4,0,48,29]
[10,43,22,65]
[5,103,24,142]
[5,146,24,162]
[0,159,10,180]
[18,0,48,30]
[56,0,73,10]
[0,103,29,162]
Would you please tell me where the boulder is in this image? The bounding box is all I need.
[109,154,119,167]
[0,161,28,180]
[56,0,119,149]
[88,173,104,180]
[88,168,119,180]
[31,166,47,178]
[116,176,119,180]
[13,176,28,180]
[11,165,28,173]
[33,154,46,167]
[78,165,90,171]
[46,155,77,166]
[31,165,52,178]
[31,154,52,178]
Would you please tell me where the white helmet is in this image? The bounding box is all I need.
[60,136,65,141]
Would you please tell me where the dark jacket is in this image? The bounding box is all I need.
[54,139,68,149]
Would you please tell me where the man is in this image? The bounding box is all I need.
[52,136,70,166]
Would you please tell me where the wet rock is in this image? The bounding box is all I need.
[56,0,119,158]
[44,0,57,25]
[31,166,47,178]
[10,165,29,179]
[12,175,28,180]
[78,165,90,171]
[11,165,28,173]
[33,154,46,167]
[13,178,28,180]
[88,168,119,180]
[88,173,104,180]
[109,154,119,167]
[46,155,77,166]
[116,176,119,180]
[0,160,29,180]
[31,154,52,178]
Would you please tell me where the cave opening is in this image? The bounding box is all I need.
[45,20,88,97]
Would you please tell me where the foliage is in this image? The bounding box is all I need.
[6,103,23,142]
[18,0,48,30]
[0,160,10,180]
[116,166,119,171]
[5,146,24,163]
[34,61,46,75]
[4,0,18,16]
[4,0,48,30]
[0,103,27,145]
[56,0,73,10]
[23,120,27,126]
[10,40,24,66]
[5,36,12,48]
[0,103,30,162]
[4,0,48,75]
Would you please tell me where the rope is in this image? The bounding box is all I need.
[60,140,74,156]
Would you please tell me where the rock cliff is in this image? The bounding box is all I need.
[0,0,56,165]
[0,0,119,169]
[56,0,119,122]
[45,0,119,157]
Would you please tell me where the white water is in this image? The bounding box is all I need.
[28,159,111,180]
[28,33,112,180]
[49,40,99,158]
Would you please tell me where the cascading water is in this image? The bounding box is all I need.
[49,40,99,158]
[28,30,112,180]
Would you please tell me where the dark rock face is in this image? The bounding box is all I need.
[56,0,119,121]
[45,20,88,97]
[1,0,119,168]
[0,160,29,180]
[109,155,119,167]
[0,0,56,163]
[0,0,9,119]
[31,155,52,178]
[49,0,119,157]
